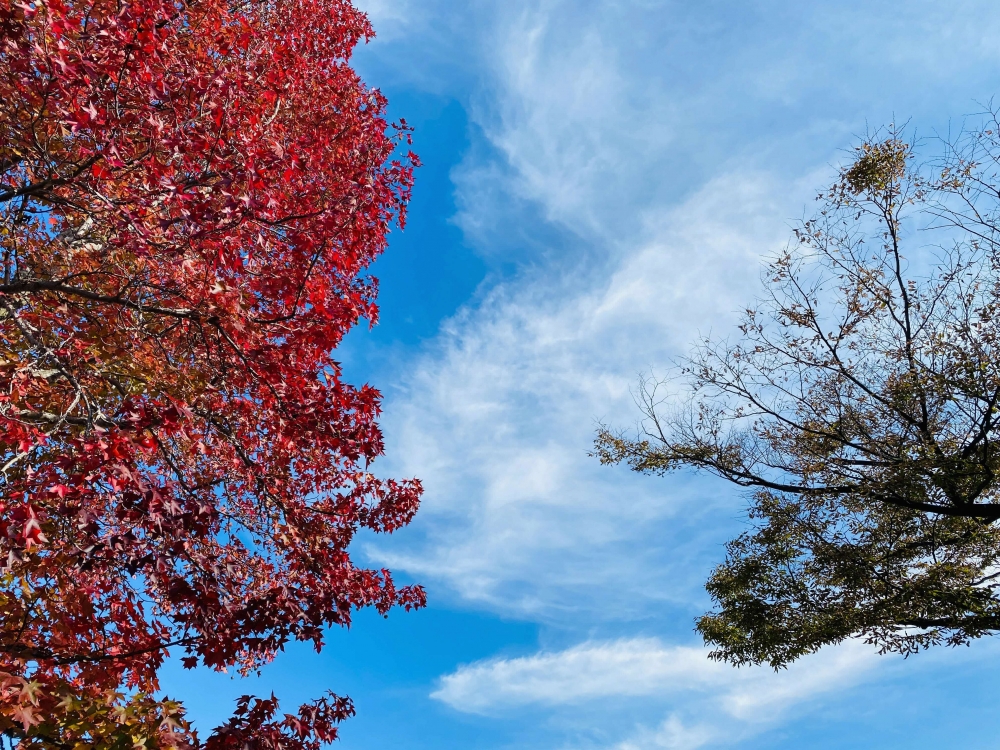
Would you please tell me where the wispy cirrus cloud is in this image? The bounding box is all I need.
[351,0,1000,747]
[366,0,1000,625]
[432,638,724,712]
[372,169,798,621]
[432,637,881,749]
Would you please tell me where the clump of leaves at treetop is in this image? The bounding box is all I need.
[0,0,423,746]
[595,115,1000,669]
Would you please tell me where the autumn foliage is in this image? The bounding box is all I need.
[0,0,423,745]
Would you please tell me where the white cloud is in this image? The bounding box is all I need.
[614,716,716,750]
[372,169,799,621]
[351,0,1000,746]
[431,638,722,711]
[364,0,1000,629]
[458,1,678,242]
[432,637,880,748]
[450,0,1000,255]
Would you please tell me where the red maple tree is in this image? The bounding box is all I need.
[0,0,424,745]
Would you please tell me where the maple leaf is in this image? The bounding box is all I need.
[19,680,43,705]
[12,704,39,731]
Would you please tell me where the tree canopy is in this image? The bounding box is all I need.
[596,118,1000,668]
[0,0,422,745]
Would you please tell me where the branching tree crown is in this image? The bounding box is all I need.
[0,0,422,745]
[596,116,1000,669]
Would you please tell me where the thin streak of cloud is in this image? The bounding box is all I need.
[432,638,880,748]
[431,639,723,711]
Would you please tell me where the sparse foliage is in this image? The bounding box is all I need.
[596,116,1000,668]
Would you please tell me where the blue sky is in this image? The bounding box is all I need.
[163,1,1000,747]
